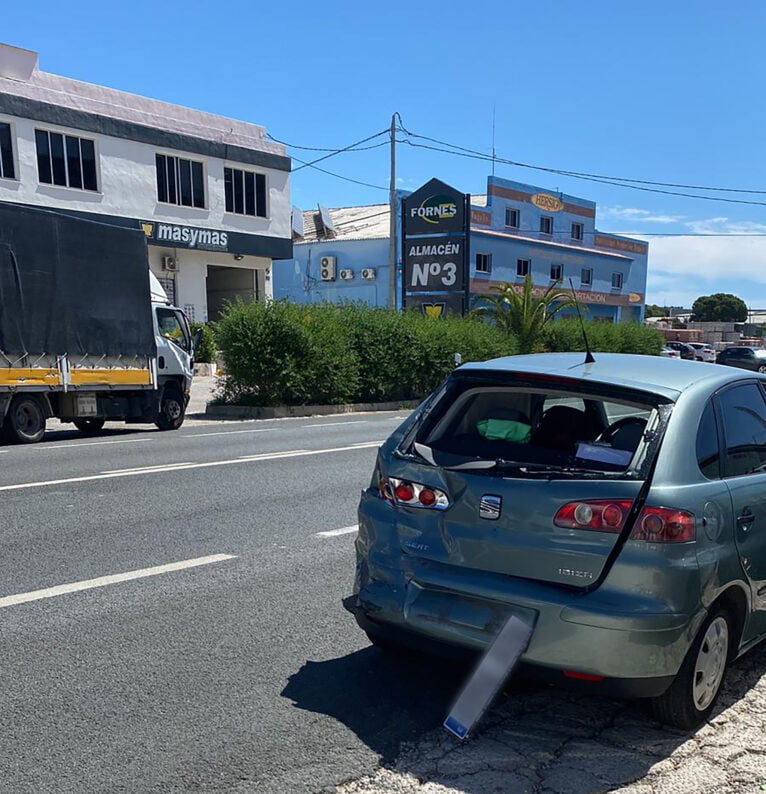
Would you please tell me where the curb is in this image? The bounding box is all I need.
[204,399,421,420]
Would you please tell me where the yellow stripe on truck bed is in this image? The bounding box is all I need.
[0,368,61,387]
[69,369,153,386]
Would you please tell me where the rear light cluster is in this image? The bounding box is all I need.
[379,477,449,510]
[554,499,695,543]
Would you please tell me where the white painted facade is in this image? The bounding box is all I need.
[0,42,292,322]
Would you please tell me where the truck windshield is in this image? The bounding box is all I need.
[157,307,191,352]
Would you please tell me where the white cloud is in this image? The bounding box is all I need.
[684,216,766,234]
[600,206,685,224]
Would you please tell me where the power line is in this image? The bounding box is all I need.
[288,152,388,190]
[267,133,387,153]
[399,138,766,208]
[292,130,389,171]
[397,126,766,196]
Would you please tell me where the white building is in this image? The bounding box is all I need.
[0,42,291,322]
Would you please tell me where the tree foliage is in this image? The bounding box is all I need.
[691,293,748,322]
[471,276,576,354]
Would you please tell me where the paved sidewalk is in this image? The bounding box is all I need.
[187,374,217,417]
[335,645,766,794]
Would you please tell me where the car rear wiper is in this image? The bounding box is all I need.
[491,460,615,476]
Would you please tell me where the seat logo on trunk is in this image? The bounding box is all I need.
[480,495,502,520]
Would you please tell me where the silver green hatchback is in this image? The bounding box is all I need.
[346,353,766,729]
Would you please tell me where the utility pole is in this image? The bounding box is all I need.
[388,113,397,309]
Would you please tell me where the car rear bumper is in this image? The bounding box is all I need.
[345,596,675,698]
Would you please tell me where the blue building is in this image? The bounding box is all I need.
[274,176,648,322]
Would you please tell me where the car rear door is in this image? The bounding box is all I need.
[718,381,766,637]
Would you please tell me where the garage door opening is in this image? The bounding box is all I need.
[206,265,260,321]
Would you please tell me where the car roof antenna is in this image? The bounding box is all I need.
[568,278,595,364]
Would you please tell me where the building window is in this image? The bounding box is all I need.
[224,167,267,217]
[475,253,492,273]
[505,207,519,228]
[517,259,530,277]
[581,268,593,286]
[571,222,583,240]
[550,264,563,281]
[157,276,176,306]
[612,272,624,289]
[35,129,97,191]
[540,216,553,235]
[156,154,205,208]
[0,122,15,180]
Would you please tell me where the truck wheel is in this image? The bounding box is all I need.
[5,395,47,444]
[155,387,186,431]
[73,418,105,435]
[648,607,731,730]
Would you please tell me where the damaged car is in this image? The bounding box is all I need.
[345,352,766,729]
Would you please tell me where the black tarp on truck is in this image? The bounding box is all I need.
[0,201,156,358]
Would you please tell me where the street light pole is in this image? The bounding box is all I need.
[388,113,397,309]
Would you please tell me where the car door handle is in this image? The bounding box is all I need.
[738,509,756,531]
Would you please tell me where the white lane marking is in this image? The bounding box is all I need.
[39,438,153,450]
[0,441,384,492]
[305,420,370,428]
[103,462,196,475]
[316,525,358,538]
[0,554,236,609]
[182,428,272,438]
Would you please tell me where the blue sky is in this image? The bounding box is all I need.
[5,0,766,308]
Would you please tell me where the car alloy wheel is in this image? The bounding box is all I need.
[692,616,728,711]
[758,365,766,374]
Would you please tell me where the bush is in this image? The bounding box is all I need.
[190,322,217,363]
[215,300,358,406]
[543,319,664,356]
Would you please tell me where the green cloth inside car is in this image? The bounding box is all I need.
[477,418,532,443]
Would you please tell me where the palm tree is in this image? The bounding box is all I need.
[472,275,577,354]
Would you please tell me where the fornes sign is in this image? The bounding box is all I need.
[142,221,229,251]
[403,177,465,235]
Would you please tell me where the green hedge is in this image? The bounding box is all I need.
[543,319,664,356]
[214,301,516,406]
[190,322,217,363]
[214,302,665,407]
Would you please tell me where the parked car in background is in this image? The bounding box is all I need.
[689,343,716,363]
[665,341,696,360]
[716,346,766,372]
[661,346,681,359]
[348,353,766,730]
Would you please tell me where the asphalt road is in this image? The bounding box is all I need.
[2,410,766,793]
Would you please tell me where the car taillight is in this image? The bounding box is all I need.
[554,500,633,532]
[554,500,695,542]
[378,477,449,510]
[631,506,695,542]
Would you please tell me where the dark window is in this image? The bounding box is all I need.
[517,259,530,277]
[612,272,623,289]
[35,130,98,191]
[550,264,563,281]
[718,383,766,477]
[155,154,205,208]
[224,166,267,217]
[581,268,593,286]
[697,401,721,479]
[0,122,15,179]
[571,222,584,240]
[505,207,519,228]
[475,253,491,273]
[540,216,553,235]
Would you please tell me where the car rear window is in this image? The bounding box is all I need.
[410,375,662,477]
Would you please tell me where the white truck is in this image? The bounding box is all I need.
[0,202,196,443]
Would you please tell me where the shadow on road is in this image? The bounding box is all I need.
[283,641,766,794]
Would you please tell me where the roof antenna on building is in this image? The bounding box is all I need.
[568,278,595,364]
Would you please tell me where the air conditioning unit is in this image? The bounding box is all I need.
[361,268,376,280]
[161,256,178,272]
[340,268,354,281]
[320,256,336,281]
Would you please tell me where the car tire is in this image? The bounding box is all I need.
[4,395,46,444]
[155,386,186,431]
[758,365,766,374]
[648,607,731,730]
[365,630,413,655]
[73,418,105,435]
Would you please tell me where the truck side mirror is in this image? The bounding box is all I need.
[192,327,203,353]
